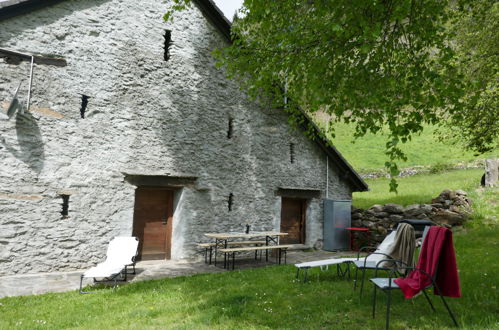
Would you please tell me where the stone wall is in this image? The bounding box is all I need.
[351,189,472,242]
[0,1,354,275]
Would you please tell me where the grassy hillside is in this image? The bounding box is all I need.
[353,168,484,209]
[327,121,497,173]
[322,121,497,210]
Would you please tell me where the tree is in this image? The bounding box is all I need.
[166,0,497,191]
[446,0,498,154]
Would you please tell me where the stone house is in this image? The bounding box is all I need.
[0,0,367,276]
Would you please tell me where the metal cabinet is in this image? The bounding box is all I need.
[323,199,351,251]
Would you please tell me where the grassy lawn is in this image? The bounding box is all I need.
[327,122,497,173]
[353,168,485,209]
[0,226,497,329]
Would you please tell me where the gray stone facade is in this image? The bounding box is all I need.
[0,0,364,276]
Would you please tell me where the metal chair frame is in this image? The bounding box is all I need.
[296,261,352,283]
[371,259,459,329]
[353,248,394,296]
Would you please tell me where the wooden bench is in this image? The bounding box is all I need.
[198,241,266,264]
[219,245,293,270]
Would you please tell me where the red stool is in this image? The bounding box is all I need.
[345,227,370,251]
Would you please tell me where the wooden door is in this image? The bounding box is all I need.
[132,187,173,260]
[280,197,306,244]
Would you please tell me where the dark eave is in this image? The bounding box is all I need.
[192,0,231,42]
[0,0,66,20]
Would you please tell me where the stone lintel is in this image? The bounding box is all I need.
[57,189,76,196]
[123,173,198,188]
[0,192,42,201]
[275,187,321,199]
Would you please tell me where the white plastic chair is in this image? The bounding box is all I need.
[79,237,139,294]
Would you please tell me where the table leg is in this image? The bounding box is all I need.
[265,236,269,261]
[214,239,218,266]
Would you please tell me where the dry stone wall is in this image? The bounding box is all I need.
[352,189,472,242]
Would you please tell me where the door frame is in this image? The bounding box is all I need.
[132,186,174,260]
[280,197,307,244]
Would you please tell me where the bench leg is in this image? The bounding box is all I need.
[209,247,212,265]
[232,252,235,270]
[79,275,86,294]
[214,246,217,266]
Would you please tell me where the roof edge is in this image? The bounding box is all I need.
[294,109,369,192]
[192,0,231,42]
[0,0,66,20]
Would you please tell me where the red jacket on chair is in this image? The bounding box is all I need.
[394,226,461,299]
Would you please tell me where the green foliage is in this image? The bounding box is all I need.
[446,0,499,153]
[214,0,473,192]
[163,0,191,22]
[1,226,498,329]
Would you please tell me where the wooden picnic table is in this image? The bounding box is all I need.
[204,231,288,267]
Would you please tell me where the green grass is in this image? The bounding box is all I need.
[327,122,497,173]
[466,187,499,227]
[1,226,498,329]
[353,168,485,209]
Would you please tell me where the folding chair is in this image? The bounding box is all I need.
[370,226,460,329]
[79,237,139,294]
[352,230,398,295]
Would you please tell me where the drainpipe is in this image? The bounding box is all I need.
[326,121,329,199]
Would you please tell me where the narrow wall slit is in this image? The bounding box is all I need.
[228,193,233,211]
[60,194,70,218]
[289,143,295,163]
[164,30,172,62]
[227,118,233,139]
[80,94,89,118]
